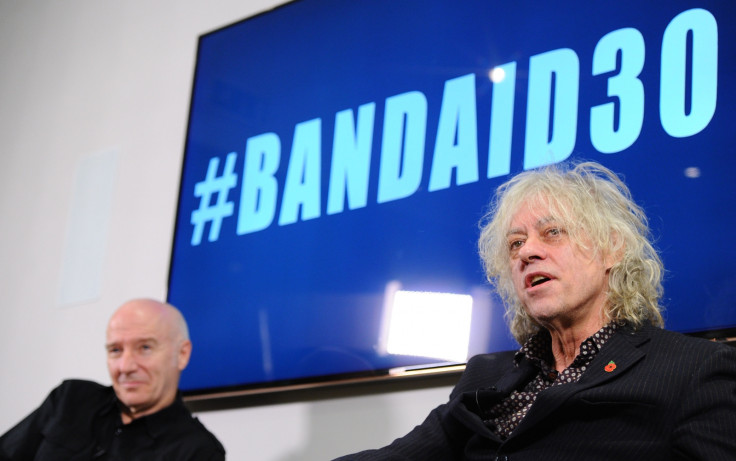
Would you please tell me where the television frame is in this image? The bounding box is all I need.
[168,0,736,404]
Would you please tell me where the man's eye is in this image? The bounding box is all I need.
[509,240,523,250]
[546,227,563,237]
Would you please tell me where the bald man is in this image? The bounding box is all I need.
[0,299,225,460]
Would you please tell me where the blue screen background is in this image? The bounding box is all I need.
[168,0,736,392]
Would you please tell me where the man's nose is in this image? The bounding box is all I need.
[118,350,138,373]
[519,236,545,263]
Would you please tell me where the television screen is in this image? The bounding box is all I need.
[168,0,736,397]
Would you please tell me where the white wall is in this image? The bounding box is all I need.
[0,1,453,459]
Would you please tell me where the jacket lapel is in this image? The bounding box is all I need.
[509,326,651,438]
[450,356,538,441]
[469,356,538,416]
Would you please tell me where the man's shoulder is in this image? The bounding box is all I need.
[56,379,108,391]
[633,324,733,353]
[165,415,226,458]
[623,324,736,370]
[48,379,111,403]
[189,416,226,454]
[152,399,225,457]
[466,349,517,368]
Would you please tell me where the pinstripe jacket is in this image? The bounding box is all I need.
[336,325,736,460]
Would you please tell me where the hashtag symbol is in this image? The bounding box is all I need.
[190,152,238,246]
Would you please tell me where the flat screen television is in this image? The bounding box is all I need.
[168,0,736,400]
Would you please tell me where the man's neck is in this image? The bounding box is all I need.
[547,321,606,371]
[118,395,177,425]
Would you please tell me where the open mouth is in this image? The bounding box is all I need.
[528,275,551,287]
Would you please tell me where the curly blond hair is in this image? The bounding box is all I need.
[478,161,664,344]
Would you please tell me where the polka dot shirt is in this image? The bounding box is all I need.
[485,323,620,439]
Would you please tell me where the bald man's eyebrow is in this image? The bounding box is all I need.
[105,337,160,350]
[135,337,159,346]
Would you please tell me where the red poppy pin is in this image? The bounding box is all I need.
[604,360,617,373]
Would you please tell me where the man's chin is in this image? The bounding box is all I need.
[115,385,148,403]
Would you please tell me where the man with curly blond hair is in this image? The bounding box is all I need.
[336,161,736,461]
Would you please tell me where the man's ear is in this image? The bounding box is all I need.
[178,340,192,371]
[604,250,621,271]
[605,231,625,270]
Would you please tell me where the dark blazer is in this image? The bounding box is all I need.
[336,325,736,460]
[0,380,225,461]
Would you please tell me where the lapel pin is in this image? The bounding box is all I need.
[604,360,617,373]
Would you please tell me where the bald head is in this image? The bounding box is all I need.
[108,298,190,343]
[106,298,192,422]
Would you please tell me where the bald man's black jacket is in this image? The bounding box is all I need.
[0,380,225,461]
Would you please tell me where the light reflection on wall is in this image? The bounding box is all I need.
[379,281,473,363]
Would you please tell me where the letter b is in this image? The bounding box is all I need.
[237,133,281,235]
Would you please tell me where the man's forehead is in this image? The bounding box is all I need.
[507,203,559,232]
[106,321,165,342]
[107,311,169,341]
[106,334,159,346]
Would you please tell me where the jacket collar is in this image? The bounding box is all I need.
[510,324,651,437]
[451,324,654,442]
[134,393,190,439]
[454,355,539,440]
[102,389,190,440]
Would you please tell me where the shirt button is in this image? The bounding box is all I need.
[114,428,122,436]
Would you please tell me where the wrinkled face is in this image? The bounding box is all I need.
[106,301,189,419]
[507,201,613,330]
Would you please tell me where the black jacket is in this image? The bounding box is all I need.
[336,325,736,460]
[0,380,225,461]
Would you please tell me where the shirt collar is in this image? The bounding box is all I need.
[103,389,190,438]
[134,393,190,439]
[514,322,622,368]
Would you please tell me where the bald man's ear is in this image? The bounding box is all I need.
[178,340,192,371]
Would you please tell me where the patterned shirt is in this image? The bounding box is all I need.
[486,322,620,439]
